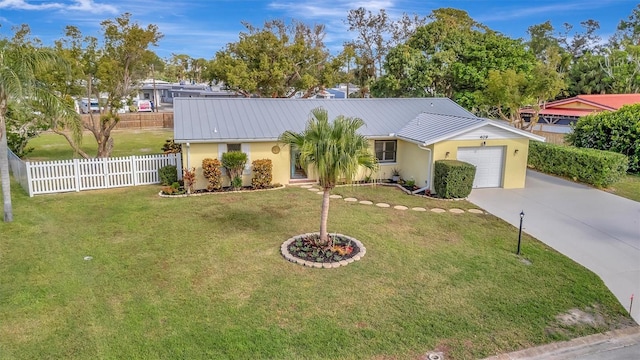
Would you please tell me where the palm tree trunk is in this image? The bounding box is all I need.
[0,112,14,222]
[319,188,331,244]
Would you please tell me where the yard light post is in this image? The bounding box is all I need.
[517,211,524,255]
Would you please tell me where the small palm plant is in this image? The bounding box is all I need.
[280,107,378,246]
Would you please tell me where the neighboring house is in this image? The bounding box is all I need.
[138,80,242,106]
[173,98,544,192]
[520,94,640,134]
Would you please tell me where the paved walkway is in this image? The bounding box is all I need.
[298,184,486,215]
[468,170,640,323]
[483,326,640,360]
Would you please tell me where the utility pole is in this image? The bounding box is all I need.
[152,63,158,112]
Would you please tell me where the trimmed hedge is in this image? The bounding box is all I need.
[566,104,640,173]
[158,165,178,186]
[251,159,273,189]
[528,141,628,187]
[433,160,476,199]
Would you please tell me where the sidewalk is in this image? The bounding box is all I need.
[483,326,640,360]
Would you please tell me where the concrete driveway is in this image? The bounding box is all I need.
[467,170,640,323]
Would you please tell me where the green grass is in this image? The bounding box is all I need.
[608,174,640,202]
[0,182,632,360]
[25,129,173,160]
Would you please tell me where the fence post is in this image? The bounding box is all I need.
[176,153,183,180]
[26,161,34,197]
[74,159,81,192]
[131,155,138,186]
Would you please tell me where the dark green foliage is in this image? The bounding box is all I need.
[221,151,248,190]
[565,104,640,173]
[158,165,178,186]
[202,158,223,191]
[251,159,273,189]
[528,142,628,187]
[161,139,181,154]
[433,160,476,199]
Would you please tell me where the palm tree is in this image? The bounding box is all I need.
[1,38,76,222]
[280,107,378,245]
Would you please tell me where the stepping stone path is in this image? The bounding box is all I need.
[298,187,487,215]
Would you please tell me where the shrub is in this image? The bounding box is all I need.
[158,165,178,186]
[202,158,223,191]
[433,160,476,199]
[251,159,273,189]
[221,151,248,190]
[182,167,196,194]
[566,104,640,173]
[161,139,182,154]
[528,141,628,187]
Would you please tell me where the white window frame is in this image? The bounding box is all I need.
[375,140,397,163]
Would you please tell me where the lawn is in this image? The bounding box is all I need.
[25,129,174,161]
[0,181,633,360]
[607,174,640,202]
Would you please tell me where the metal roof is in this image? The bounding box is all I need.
[174,97,539,144]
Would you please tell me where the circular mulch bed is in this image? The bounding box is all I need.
[281,233,366,268]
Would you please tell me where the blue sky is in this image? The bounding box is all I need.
[0,0,637,59]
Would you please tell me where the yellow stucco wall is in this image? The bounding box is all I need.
[181,137,531,190]
[433,138,530,189]
[181,142,292,190]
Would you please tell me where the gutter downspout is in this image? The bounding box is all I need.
[416,144,432,194]
[186,142,191,170]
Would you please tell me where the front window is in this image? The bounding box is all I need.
[227,143,241,152]
[375,140,397,162]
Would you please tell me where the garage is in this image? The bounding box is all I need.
[457,146,505,188]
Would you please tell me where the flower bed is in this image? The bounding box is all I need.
[281,233,366,268]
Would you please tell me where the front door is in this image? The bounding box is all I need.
[290,149,307,179]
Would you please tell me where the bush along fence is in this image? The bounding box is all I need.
[7,149,182,197]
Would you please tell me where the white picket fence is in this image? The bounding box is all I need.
[8,150,181,197]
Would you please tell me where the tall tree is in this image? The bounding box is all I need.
[209,20,334,98]
[372,8,534,109]
[346,8,425,95]
[279,108,377,244]
[0,30,73,222]
[55,13,162,157]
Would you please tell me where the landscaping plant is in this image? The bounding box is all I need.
[221,151,248,191]
[182,167,196,194]
[202,158,223,191]
[158,165,178,186]
[279,107,378,246]
[251,159,273,189]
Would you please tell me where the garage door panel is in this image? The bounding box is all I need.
[457,147,504,188]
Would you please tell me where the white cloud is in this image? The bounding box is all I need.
[67,0,118,14]
[0,0,64,10]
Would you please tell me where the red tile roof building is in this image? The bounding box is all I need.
[520,94,640,127]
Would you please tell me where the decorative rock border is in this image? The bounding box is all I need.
[159,184,286,198]
[292,184,486,215]
[281,233,366,268]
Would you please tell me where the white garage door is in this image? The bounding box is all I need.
[457,147,505,188]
